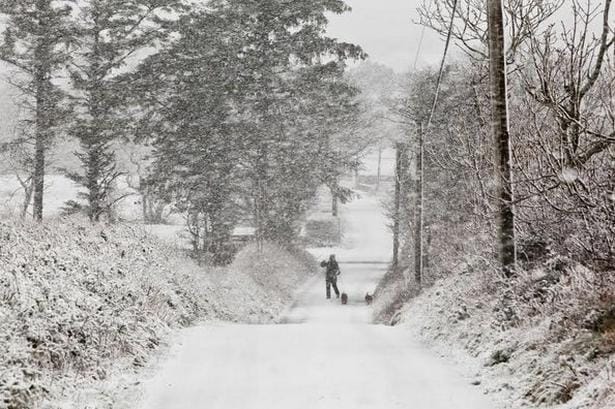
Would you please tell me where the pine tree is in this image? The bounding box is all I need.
[65,0,183,221]
[130,1,364,261]
[204,0,365,245]
[0,0,75,220]
[129,10,246,263]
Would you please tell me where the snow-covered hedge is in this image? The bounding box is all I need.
[374,257,615,409]
[0,219,315,409]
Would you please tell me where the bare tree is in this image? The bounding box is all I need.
[0,137,34,218]
[514,0,615,267]
[417,0,563,63]
[0,0,74,220]
[523,0,614,167]
[126,149,172,224]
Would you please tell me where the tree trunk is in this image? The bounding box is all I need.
[376,144,383,191]
[254,148,268,252]
[188,211,201,253]
[87,147,102,221]
[32,89,47,221]
[331,188,338,217]
[86,27,105,222]
[32,0,54,222]
[20,178,34,219]
[488,0,517,277]
[141,178,149,223]
[154,202,166,224]
[414,126,424,287]
[423,226,431,272]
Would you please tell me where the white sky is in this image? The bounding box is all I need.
[326,0,445,72]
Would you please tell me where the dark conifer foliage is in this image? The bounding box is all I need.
[0,0,75,220]
[129,1,365,261]
[63,0,185,221]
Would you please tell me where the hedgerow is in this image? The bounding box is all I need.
[0,218,314,408]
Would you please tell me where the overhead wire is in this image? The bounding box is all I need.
[425,0,459,129]
[412,24,427,71]
[409,0,459,288]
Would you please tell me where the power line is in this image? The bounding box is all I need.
[426,0,459,129]
[411,1,434,72]
[412,0,458,288]
[412,24,427,71]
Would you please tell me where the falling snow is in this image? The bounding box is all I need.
[0,0,613,408]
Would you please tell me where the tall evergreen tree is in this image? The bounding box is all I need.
[129,10,245,262]
[204,0,364,244]
[0,0,75,220]
[64,0,183,221]
[132,1,364,261]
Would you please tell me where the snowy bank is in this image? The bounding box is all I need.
[0,219,316,409]
[373,260,615,409]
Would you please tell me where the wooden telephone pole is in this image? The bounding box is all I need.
[487,0,517,277]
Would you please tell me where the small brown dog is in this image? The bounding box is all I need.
[365,293,374,305]
[341,293,348,305]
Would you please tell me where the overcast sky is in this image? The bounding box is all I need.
[326,0,446,72]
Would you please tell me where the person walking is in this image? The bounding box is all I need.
[322,254,341,299]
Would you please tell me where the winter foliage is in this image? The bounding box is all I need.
[0,218,315,408]
[373,1,615,407]
[0,0,613,408]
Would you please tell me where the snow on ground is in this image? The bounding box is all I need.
[381,268,615,409]
[0,174,142,220]
[0,175,81,218]
[138,192,504,409]
[0,217,315,409]
[359,147,396,177]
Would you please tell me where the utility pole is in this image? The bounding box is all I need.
[414,124,424,287]
[392,142,408,273]
[487,0,516,277]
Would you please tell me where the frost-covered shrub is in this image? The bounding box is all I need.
[0,219,315,408]
[510,260,615,337]
[233,243,314,294]
[372,270,413,325]
[218,243,317,323]
[375,242,615,408]
[0,219,209,408]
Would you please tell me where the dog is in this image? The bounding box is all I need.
[365,292,374,305]
[341,293,348,305]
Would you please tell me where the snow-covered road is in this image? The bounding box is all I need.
[139,194,500,409]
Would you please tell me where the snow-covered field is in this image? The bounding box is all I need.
[0,175,82,218]
[0,174,145,220]
[137,194,503,409]
[0,146,392,219]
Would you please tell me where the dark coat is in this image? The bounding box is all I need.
[325,260,340,281]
